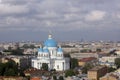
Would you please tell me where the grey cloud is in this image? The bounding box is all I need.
[0,0,120,41]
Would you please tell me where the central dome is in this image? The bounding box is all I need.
[44,34,57,47]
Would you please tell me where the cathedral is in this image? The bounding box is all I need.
[31,34,70,71]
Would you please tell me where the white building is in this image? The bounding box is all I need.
[99,56,117,68]
[31,34,70,71]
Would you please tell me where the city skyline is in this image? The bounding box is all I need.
[0,0,120,42]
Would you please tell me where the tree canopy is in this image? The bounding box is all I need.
[115,58,120,68]
[65,69,75,77]
[41,63,48,71]
[0,60,18,76]
[82,63,93,74]
[70,58,78,69]
[59,76,64,80]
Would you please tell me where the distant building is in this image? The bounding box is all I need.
[78,57,97,67]
[115,50,120,56]
[0,76,26,80]
[0,56,31,69]
[70,53,98,59]
[100,73,119,80]
[100,68,120,80]
[99,56,117,68]
[31,34,70,71]
[88,66,107,80]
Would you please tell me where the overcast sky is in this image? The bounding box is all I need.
[0,0,120,42]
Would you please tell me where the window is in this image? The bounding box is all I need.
[57,65,59,69]
[37,63,39,69]
[63,62,64,70]
[32,61,34,67]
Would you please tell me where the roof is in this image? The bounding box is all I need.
[24,68,51,76]
[31,77,41,80]
[89,66,107,71]
[79,57,97,62]
[44,34,57,47]
[57,47,63,52]
[38,48,43,52]
[109,74,119,79]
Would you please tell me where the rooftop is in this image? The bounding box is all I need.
[89,66,106,71]
[79,57,97,62]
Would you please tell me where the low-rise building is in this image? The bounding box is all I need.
[100,68,120,80]
[99,56,117,68]
[70,53,98,59]
[100,73,119,80]
[78,57,97,67]
[88,66,107,80]
[0,56,31,69]
[0,76,26,80]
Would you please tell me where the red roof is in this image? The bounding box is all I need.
[79,57,97,62]
[24,68,48,74]
[31,77,41,80]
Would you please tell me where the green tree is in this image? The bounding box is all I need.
[65,69,75,77]
[70,58,78,69]
[80,49,91,53]
[108,67,116,72]
[4,68,16,76]
[82,63,93,74]
[64,53,70,57]
[59,76,64,80]
[11,48,23,55]
[115,58,120,68]
[41,63,48,71]
[53,75,57,80]
[96,48,102,52]
[0,63,5,76]
[4,60,18,76]
[0,60,18,76]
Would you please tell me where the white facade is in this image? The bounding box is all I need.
[99,56,117,68]
[31,34,70,71]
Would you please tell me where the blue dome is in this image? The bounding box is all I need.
[43,48,49,53]
[58,48,63,52]
[38,48,43,52]
[44,38,57,47]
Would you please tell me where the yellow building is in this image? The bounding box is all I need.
[88,66,107,80]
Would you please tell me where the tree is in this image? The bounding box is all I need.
[11,48,23,55]
[59,76,64,80]
[96,48,102,52]
[108,67,116,72]
[53,75,57,80]
[41,63,48,71]
[65,69,75,77]
[80,49,91,53]
[70,58,78,69]
[0,63,5,76]
[0,60,18,76]
[82,63,93,74]
[4,68,16,76]
[4,60,18,76]
[115,58,120,68]
[64,53,70,58]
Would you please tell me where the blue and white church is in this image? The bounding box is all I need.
[31,34,70,71]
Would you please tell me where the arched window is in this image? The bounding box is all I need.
[32,61,34,67]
